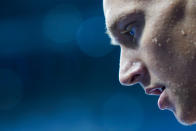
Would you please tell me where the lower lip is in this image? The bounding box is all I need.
[158,90,170,110]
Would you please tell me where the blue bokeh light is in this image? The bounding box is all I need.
[43,4,83,49]
[103,93,143,131]
[0,68,23,110]
[76,16,113,57]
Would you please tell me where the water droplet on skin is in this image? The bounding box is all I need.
[152,38,158,44]
[158,43,162,47]
[181,30,186,36]
[166,38,171,43]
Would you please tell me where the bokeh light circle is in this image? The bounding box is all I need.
[43,4,83,46]
[0,68,23,110]
[103,93,143,131]
[76,16,113,57]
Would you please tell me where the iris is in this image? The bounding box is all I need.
[129,27,136,37]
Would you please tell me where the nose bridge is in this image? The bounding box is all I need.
[119,47,139,74]
[119,47,149,86]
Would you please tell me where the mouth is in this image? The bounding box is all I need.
[145,85,165,96]
[145,85,173,110]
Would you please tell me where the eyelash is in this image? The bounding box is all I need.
[120,23,137,42]
[113,13,145,47]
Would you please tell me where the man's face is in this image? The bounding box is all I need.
[104,0,196,125]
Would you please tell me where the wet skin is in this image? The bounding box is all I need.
[103,0,196,125]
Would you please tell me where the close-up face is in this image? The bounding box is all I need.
[104,0,196,125]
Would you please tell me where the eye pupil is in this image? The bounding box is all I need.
[129,27,136,36]
[120,24,136,39]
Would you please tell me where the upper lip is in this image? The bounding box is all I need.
[145,85,166,95]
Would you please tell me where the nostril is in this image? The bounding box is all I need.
[119,61,149,86]
[130,74,141,83]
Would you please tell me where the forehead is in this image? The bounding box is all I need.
[103,0,150,14]
[103,0,150,28]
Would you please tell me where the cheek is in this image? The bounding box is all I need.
[141,39,176,82]
[141,28,196,85]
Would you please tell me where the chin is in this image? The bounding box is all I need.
[175,109,196,126]
[177,118,196,126]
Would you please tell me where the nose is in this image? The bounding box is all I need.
[119,61,149,86]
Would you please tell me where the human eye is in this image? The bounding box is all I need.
[109,12,144,47]
[120,22,137,43]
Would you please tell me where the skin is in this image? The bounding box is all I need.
[103,0,196,125]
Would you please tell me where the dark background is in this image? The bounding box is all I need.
[0,0,196,130]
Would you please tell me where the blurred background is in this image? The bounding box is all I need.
[0,0,196,130]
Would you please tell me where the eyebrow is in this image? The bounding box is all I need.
[107,12,131,32]
[106,9,139,45]
[108,7,142,30]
